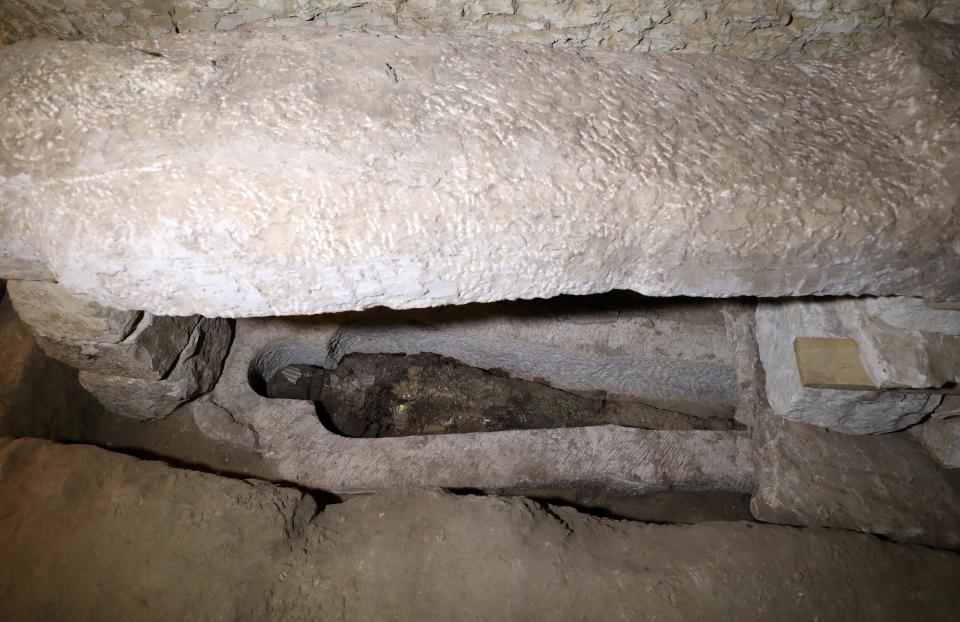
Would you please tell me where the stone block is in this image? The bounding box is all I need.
[751,413,960,550]
[0,23,957,317]
[7,280,140,344]
[80,318,232,419]
[36,313,199,380]
[8,280,200,380]
[756,300,940,434]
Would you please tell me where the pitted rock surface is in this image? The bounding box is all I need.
[1,23,958,317]
[2,0,959,61]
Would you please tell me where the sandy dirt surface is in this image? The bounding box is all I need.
[1,437,959,622]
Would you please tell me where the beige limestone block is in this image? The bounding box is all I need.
[751,413,960,550]
[0,23,958,317]
[756,300,940,434]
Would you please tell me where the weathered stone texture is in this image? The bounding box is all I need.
[935,395,960,419]
[79,317,232,419]
[910,416,960,469]
[7,279,140,345]
[756,299,942,434]
[0,291,109,437]
[838,298,960,389]
[751,413,960,550]
[1,23,958,317]
[1,1,959,61]
[8,280,199,380]
[3,437,960,621]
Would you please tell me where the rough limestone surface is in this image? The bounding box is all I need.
[1,23,959,317]
[78,317,232,419]
[838,297,960,389]
[935,395,960,419]
[862,296,960,335]
[8,280,199,380]
[0,291,109,436]
[3,438,960,621]
[750,413,960,550]
[1,0,959,61]
[910,416,960,469]
[755,299,942,434]
[6,279,140,344]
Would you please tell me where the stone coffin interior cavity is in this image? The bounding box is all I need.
[247,294,740,438]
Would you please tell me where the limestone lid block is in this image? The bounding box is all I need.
[1,22,958,317]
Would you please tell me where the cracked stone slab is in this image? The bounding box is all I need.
[756,299,941,434]
[1,22,958,317]
[79,317,233,419]
[750,413,960,550]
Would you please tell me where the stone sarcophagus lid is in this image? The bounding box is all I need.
[1,21,958,317]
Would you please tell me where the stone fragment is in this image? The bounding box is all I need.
[750,413,960,550]
[910,417,960,469]
[756,300,940,434]
[7,280,140,344]
[35,314,198,380]
[190,398,259,451]
[1,23,958,317]
[80,318,232,419]
[8,280,198,380]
